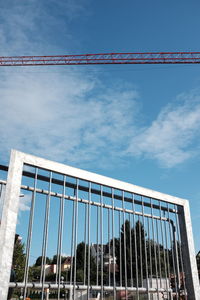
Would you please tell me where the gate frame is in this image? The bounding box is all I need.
[0,149,199,299]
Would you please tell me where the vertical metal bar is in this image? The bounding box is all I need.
[167,205,178,299]
[122,191,128,298]
[56,197,62,284]
[173,223,181,296]
[119,211,122,287]
[141,197,149,299]
[132,195,139,300]
[138,215,143,287]
[96,206,99,286]
[83,203,87,286]
[155,218,162,288]
[174,204,187,296]
[100,185,103,300]
[163,211,171,295]
[147,217,153,290]
[41,171,52,300]
[87,182,91,300]
[129,213,133,288]
[108,208,111,287]
[112,188,116,299]
[73,179,79,299]
[150,198,159,300]
[23,168,38,300]
[159,202,168,298]
[0,150,23,300]
[57,175,65,300]
[69,195,75,299]
[177,202,200,299]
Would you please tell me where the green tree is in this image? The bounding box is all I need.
[72,242,97,284]
[12,239,26,282]
[146,239,168,278]
[35,256,51,266]
[114,220,167,286]
[52,255,67,265]
[114,220,147,285]
[28,265,41,281]
[29,256,51,281]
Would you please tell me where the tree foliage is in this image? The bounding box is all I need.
[74,242,97,284]
[28,265,41,281]
[12,240,26,282]
[114,220,169,285]
[52,255,66,265]
[35,256,51,266]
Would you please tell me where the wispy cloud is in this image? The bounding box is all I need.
[0,0,135,166]
[0,0,140,168]
[0,70,138,166]
[0,0,89,55]
[127,90,200,167]
[19,193,32,212]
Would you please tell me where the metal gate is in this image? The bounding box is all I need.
[0,150,199,299]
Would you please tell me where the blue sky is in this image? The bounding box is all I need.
[0,0,200,253]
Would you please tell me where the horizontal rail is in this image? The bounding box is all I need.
[0,166,178,213]
[0,179,175,220]
[8,282,172,293]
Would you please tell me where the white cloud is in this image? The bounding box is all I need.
[0,69,139,166]
[127,90,200,167]
[19,193,32,212]
[0,0,89,55]
[61,253,70,257]
[0,0,139,168]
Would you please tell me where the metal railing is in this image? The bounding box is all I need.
[0,150,199,299]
